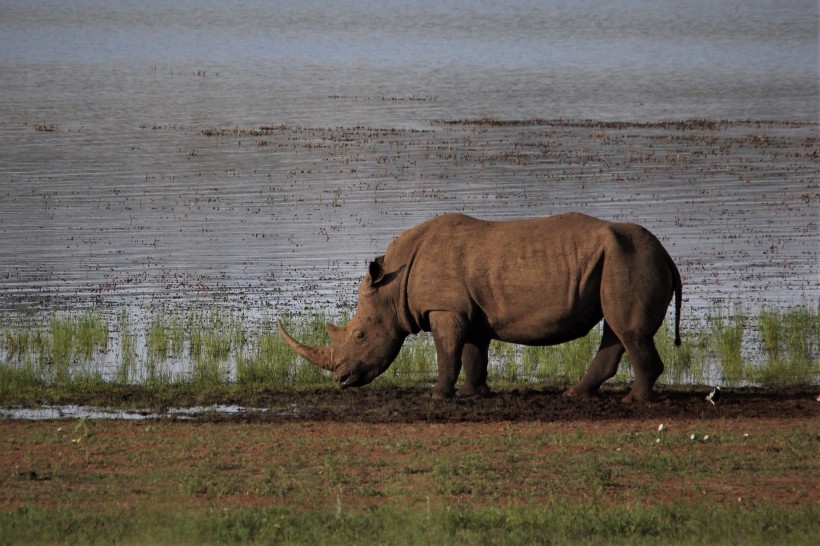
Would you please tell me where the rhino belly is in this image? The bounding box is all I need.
[490,306,602,346]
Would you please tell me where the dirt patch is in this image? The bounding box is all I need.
[1,385,817,546]
[1,412,817,516]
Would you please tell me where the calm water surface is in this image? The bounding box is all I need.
[0,0,817,324]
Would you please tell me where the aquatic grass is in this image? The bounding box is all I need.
[708,309,746,385]
[117,311,137,384]
[237,332,291,387]
[383,332,437,385]
[755,304,819,384]
[3,326,51,383]
[49,316,74,383]
[191,356,227,392]
[0,356,44,398]
[279,309,347,348]
[510,326,602,386]
[3,327,49,384]
[290,354,333,386]
[146,315,170,363]
[74,312,108,361]
[4,328,33,363]
[190,320,231,362]
[186,312,244,388]
[1,303,817,397]
[168,313,186,357]
[489,340,521,382]
[20,312,109,385]
[655,320,706,385]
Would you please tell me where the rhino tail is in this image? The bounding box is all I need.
[667,253,682,346]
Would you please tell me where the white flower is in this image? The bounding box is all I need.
[690,434,696,441]
[703,435,710,441]
[658,424,665,432]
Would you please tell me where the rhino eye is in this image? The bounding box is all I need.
[353,329,365,341]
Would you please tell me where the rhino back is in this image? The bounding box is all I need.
[401,213,614,344]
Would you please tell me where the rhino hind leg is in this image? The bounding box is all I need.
[564,322,625,398]
[458,339,492,398]
[619,331,664,403]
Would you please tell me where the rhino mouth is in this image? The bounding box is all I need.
[338,371,372,389]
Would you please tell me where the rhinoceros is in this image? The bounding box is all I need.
[279,212,682,402]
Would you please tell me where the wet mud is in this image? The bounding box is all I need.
[192,385,820,424]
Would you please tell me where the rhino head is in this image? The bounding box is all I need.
[278,257,410,388]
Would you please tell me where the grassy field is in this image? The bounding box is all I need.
[1,417,817,545]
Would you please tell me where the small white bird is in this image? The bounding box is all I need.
[705,386,721,406]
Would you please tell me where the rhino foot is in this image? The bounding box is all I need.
[620,391,663,404]
[457,384,493,398]
[562,386,599,399]
[431,388,455,400]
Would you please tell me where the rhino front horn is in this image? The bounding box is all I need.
[277,320,335,371]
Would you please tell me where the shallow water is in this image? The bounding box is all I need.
[0,2,817,324]
[0,404,285,421]
[1,121,816,322]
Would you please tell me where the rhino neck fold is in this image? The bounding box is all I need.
[397,250,421,335]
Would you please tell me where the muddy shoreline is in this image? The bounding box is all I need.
[3,385,817,423]
[171,385,820,423]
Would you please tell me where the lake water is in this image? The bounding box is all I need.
[0,0,817,327]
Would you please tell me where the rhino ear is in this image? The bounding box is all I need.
[368,256,387,287]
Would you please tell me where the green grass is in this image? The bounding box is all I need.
[0,312,108,386]
[1,420,816,545]
[709,309,747,385]
[755,304,819,384]
[1,303,817,404]
[117,310,137,384]
[383,332,438,384]
[1,502,815,546]
[654,320,705,384]
[481,326,604,388]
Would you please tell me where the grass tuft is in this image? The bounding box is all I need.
[756,304,819,384]
[708,309,746,385]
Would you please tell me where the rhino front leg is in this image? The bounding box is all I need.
[429,311,468,399]
[458,338,492,397]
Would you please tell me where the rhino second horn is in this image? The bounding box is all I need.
[277,320,335,371]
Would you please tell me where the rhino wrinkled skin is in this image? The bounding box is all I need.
[279,212,682,402]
